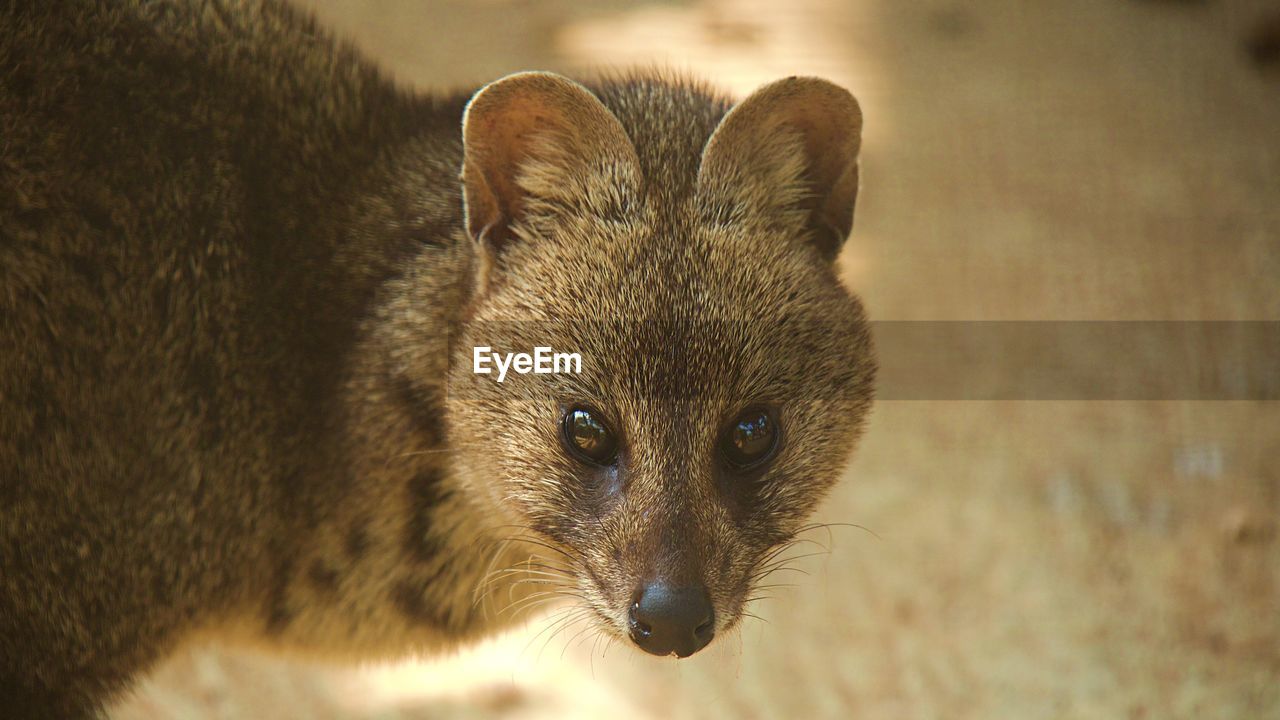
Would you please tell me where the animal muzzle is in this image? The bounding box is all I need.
[627,581,715,658]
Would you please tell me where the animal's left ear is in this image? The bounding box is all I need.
[697,77,862,262]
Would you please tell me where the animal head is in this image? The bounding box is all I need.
[445,72,875,657]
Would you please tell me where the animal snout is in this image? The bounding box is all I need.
[627,581,715,658]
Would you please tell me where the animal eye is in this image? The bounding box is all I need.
[561,406,618,466]
[721,406,779,470]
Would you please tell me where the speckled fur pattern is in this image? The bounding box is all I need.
[0,1,875,717]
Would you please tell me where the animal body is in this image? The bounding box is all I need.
[0,1,876,716]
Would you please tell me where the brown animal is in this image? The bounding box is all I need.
[0,1,876,717]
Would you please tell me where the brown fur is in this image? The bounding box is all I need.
[0,1,875,717]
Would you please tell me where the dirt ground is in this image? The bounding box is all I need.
[111,0,1279,718]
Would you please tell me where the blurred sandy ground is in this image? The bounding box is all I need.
[112,0,1279,718]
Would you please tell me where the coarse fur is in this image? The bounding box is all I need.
[0,1,876,717]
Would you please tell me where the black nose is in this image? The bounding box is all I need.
[628,582,715,658]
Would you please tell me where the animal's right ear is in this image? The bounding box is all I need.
[461,72,642,257]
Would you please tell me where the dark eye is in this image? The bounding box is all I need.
[561,406,618,466]
[720,406,780,470]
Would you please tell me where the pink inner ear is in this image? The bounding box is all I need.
[468,101,560,222]
[461,72,642,253]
